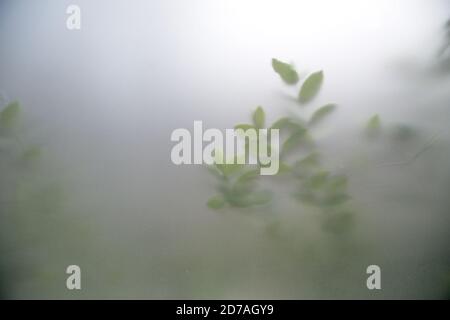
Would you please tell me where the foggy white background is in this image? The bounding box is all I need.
[0,0,449,298]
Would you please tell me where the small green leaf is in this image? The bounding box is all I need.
[271,58,299,85]
[0,101,20,128]
[309,104,336,126]
[271,117,292,130]
[271,117,306,132]
[252,106,265,129]
[299,71,323,104]
[207,196,226,209]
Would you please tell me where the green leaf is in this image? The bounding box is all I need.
[252,106,265,129]
[271,58,299,85]
[271,117,292,130]
[299,71,324,104]
[271,117,306,132]
[0,101,20,128]
[207,196,226,209]
[309,104,336,126]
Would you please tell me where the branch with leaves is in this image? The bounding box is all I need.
[204,58,428,235]
[206,58,351,222]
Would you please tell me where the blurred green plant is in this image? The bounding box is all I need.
[205,59,354,235]
[205,58,431,238]
[0,99,65,297]
[206,110,273,209]
[0,101,42,165]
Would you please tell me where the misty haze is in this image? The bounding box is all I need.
[0,0,450,299]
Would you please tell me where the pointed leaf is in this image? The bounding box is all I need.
[309,104,336,126]
[271,58,299,85]
[271,117,292,130]
[253,106,265,129]
[299,71,323,104]
[271,117,306,132]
